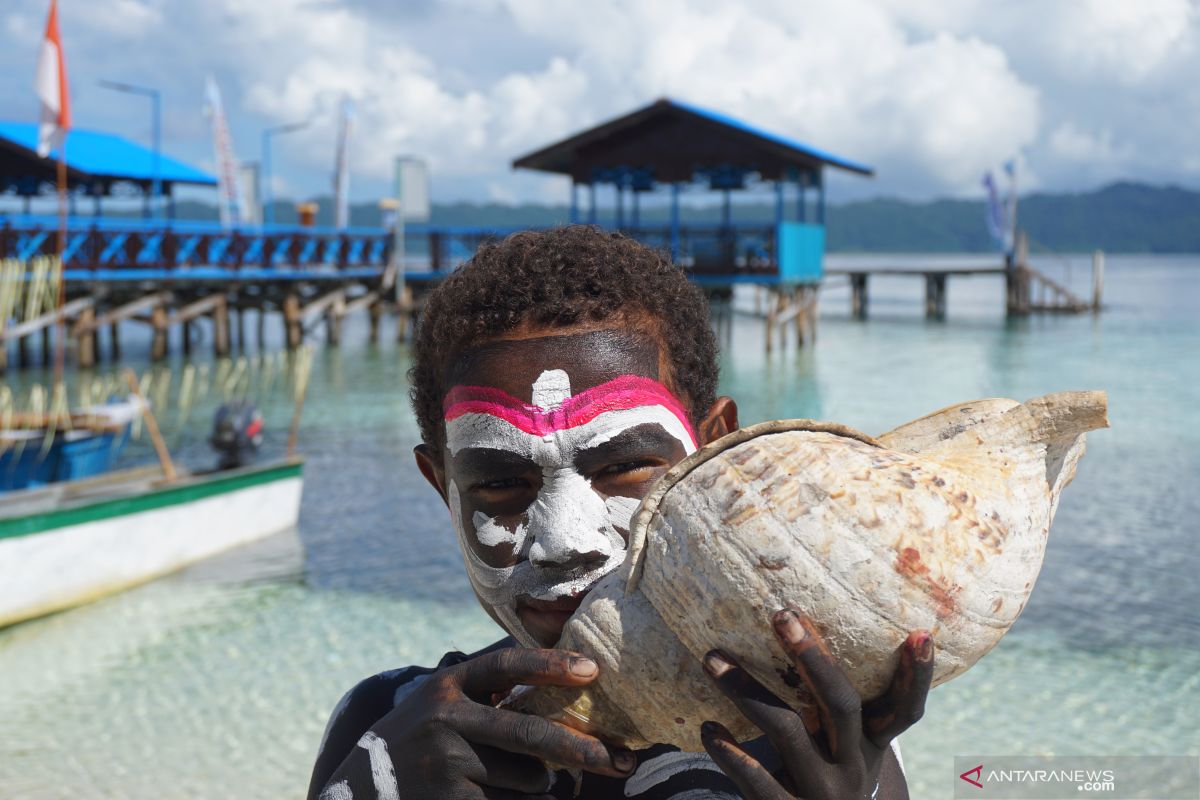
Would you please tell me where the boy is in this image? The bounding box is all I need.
[308,226,932,800]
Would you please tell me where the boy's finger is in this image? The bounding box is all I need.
[466,743,555,794]
[455,648,598,698]
[701,649,822,775]
[773,608,862,764]
[457,704,636,778]
[700,721,791,800]
[863,630,934,746]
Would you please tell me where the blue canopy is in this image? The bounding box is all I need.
[0,121,216,188]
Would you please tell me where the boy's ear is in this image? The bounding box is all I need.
[414,443,449,507]
[697,396,739,446]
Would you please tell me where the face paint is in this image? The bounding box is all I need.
[444,369,697,647]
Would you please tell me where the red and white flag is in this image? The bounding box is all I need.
[34,0,71,158]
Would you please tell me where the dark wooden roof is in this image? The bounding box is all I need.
[512,98,873,185]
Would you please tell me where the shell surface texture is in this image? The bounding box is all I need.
[514,391,1109,752]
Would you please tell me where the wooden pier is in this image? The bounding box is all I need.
[827,236,1101,321]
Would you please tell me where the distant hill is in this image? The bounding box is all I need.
[157,180,1200,253]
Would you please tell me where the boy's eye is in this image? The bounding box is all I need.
[473,477,531,491]
[598,460,658,476]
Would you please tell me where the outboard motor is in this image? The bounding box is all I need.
[210,401,264,470]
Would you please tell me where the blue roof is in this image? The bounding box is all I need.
[663,98,874,176]
[0,121,216,186]
[513,97,874,180]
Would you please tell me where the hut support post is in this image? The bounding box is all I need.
[1092,250,1104,311]
[109,322,121,361]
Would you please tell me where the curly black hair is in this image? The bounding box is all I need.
[409,225,719,450]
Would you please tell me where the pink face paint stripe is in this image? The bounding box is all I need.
[444,375,697,445]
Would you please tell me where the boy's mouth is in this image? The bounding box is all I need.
[516,594,585,645]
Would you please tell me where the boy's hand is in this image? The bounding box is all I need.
[700,609,933,800]
[321,648,636,799]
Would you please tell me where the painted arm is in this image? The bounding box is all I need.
[307,648,637,800]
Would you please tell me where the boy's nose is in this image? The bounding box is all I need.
[529,541,610,571]
[526,469,619,572]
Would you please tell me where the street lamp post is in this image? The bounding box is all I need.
[261,121,309,226]
[99,80,161,218]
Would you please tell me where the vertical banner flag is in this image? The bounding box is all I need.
[333,97,354,229]
[34,0,71,158]
[204,76,245,227]
[982,162,1018,256]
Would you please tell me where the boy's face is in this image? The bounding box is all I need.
[416,325,736,648]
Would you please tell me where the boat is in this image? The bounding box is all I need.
[0,398,142,491]
[0,457,304,627]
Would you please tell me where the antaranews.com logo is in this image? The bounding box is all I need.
[953,756,1199,799]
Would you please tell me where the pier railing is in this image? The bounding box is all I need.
[0,215,391,273]
[0,215,810,282]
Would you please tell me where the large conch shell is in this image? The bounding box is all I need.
[515,391,1109,751]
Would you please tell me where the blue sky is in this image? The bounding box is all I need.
[2,0,1198,207]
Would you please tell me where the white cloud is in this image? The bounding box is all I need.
[1,0,1197,203]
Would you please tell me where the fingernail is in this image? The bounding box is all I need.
[612,750,636,772]
[703,650,733,677]
[913,633,933,662]
[569,656,597,677]
[773,609,808,644]
[700,720,720,737]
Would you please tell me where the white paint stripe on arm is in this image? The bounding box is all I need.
[356,731,401,800]
[320,779,354,800]
[624,751,725,796]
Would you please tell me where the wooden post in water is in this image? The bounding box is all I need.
[151,304,168,361]
[76,306,96,368]
[41,327,52,367]
[924,273,947,319]
[396,285,414,343]
[283,294,302,350]
[326,293,345,346]
[369,300,383,343]
[213,296,231,357]
[109,322,121,361]
[850,273,868,320]
[1092,250,1105,311]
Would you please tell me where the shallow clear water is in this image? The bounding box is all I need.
[1,254,1197,798]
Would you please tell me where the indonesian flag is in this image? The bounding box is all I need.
[34,0,71,158]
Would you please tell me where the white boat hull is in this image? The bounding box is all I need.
[0,461,303,628]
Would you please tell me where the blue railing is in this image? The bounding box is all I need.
[0,215,818,282]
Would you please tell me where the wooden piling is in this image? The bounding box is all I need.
[109,322,121,361]
[213,296,231,357]
[924,273,947,319]
[151,305,169,361]
[850,273,868,320]
[368,301,382,343]
[283,294,302,350]
[1092,250,1105,311]
[396,285,414,343]
[76,306,97,368]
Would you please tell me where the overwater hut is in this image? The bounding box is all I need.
[513,98,873,285]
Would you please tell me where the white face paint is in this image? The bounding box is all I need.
[443,369,697,647]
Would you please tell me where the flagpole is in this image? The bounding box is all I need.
[54,138,66,384]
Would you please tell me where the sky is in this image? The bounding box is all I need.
[1,0,1198,207]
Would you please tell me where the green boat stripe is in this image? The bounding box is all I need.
[0,462,303,540]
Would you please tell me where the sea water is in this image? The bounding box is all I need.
[0,254,1197,798]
